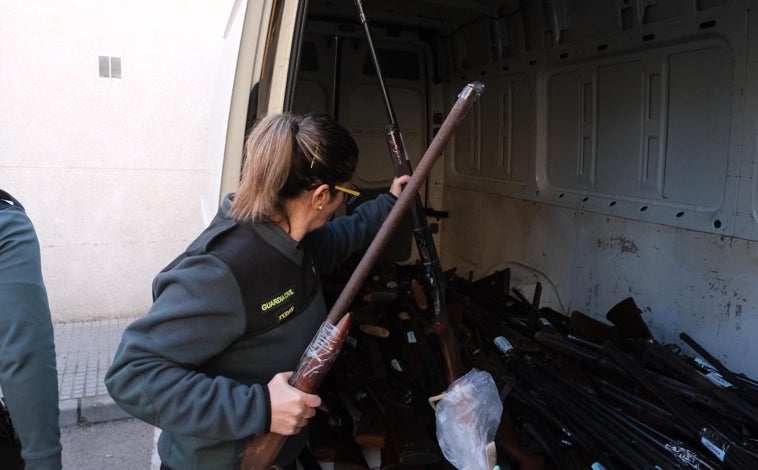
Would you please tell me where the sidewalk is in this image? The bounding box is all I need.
[54,317,138,427]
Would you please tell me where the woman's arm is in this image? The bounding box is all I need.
[105,254,271,440]
[306,175,410,273]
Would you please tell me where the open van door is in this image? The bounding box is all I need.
[220,0,306,197]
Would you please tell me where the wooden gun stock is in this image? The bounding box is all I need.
[605,297,652,340]
[240,314,353,470]
[429,316,466,385]
[568,310,618,344]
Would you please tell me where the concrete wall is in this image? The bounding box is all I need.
[0,1,244,322]
[441,187,758,379]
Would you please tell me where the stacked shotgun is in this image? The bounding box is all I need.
[303,267,758,470]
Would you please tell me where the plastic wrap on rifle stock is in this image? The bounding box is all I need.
[290,319,350,387]
[239,314,353,470]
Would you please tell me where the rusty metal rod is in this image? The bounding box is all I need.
[325,81,484,325]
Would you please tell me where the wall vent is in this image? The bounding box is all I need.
[98,56,122,79]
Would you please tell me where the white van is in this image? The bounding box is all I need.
[227,0,756,378]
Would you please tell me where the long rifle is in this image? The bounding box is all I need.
[354,0,465,385]
[240,82,484,470]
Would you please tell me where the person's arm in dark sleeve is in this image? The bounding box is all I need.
[0,205,62,470]
[104,254,272,440]
[305,192,396,273]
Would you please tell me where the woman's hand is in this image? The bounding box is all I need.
[267,372,321,435]
[389,174,412,198]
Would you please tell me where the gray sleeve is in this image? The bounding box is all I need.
[104,254,271,440]
[0,206,62,470]
[305,193,396,273]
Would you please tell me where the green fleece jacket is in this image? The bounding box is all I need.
[0,190,62,470]
[106,192,396,469]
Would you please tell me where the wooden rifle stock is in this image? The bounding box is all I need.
[568,310,618,344]
[605,297,652,340]
[240,82,483,470]
[354,400,386,449]
[429,316,466,385]
[241,314,353,470]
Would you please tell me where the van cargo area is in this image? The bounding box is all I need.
[256,0,758,468]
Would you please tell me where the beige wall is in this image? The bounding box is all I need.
[0,1,245,321]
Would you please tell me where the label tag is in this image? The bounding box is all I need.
[494,336,514,355]
[701,436,726,462]
[705,372,733,388]
[406,331,417,343]
[695,357,717,372]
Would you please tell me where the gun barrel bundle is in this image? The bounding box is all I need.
[445,273,758,470]
[679,332,758,412]
[499,343,718,470]
[640,341,758,428]
[603,341,758,468]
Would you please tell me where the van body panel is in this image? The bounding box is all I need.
[221,0,302,198]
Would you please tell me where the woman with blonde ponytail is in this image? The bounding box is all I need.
[106,112,409,470]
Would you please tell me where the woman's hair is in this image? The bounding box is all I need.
[231,112,359,223]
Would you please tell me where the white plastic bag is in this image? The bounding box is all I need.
[434,369,502,470]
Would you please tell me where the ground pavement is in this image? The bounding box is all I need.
[54,317,137,427]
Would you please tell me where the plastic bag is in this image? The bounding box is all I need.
[435,368,502,470]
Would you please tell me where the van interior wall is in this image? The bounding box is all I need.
[298,0,757,378]
[435,0,757,378]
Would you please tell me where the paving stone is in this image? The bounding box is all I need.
[53,317,138,425]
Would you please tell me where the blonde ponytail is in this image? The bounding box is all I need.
[232,115,295,222]
[231,112,359,223]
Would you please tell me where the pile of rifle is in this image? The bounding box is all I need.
[311,266,758,470]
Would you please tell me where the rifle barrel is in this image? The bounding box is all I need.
[354,0,397,126]
[325,82,483,326]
